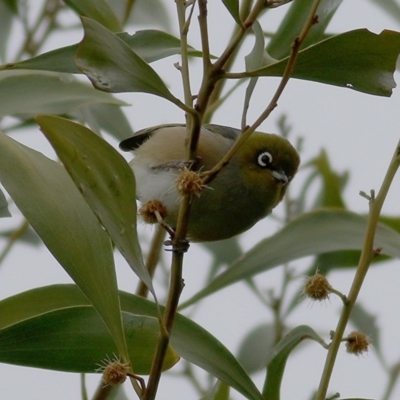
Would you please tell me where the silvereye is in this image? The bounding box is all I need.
[120,124,300,242]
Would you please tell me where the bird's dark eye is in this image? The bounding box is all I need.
[257,151,273,168]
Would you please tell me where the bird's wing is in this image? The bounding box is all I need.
[203,124,241,141]
[119,123,185,151]
[119,123,241,152]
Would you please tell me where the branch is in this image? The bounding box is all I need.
[202,0,322,185]
[314,139,400,400]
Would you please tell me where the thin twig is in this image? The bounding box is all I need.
[204,0,254,122]
[314,140,400,400]
[142,2,197,399]
[0,219,30,266]
[202,0,321,185]
[136,225,166,298]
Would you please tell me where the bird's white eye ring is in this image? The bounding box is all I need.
[257,151,273,168]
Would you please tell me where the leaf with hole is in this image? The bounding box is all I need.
[255,29,400,97]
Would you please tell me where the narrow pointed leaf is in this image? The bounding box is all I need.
[367,0,400,21]
[0,70,126,118]
[0,188,10,217]
[75,103,134,141]
[254,29,400,96]
[2,30,202,73]
[75,17,181,106]
[120,294,263,400]
[222,0,242,26]
[36,115,155,296]
[0,133,128,359]
[64,0,122,32]
[237,324,275,374]
[307,149,348,208]
[267,0,343,59]
[0,306,178,374]
[340,398,373,400]
[262,325,328,399]
[350,303,381,354]
[0,1,14,63]
[182,209,400,307]
[201,381,230,400]
[2,0,18,13]
[1,285,263,400]
[242,20,264,127]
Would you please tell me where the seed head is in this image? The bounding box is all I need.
[176,168,205,197]
[345,331,370,355]
[139,199,168,224]
[96,356,131,386]
[303,272,331,301]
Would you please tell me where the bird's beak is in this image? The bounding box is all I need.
[272,170,289,185]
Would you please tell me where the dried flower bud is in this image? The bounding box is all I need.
[303,272,331,301]
[345,331,370,355]
[97,359,130,386]
[176,168,204,197]
[139,199,168,224]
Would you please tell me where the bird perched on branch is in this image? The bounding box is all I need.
[120,123,300,242]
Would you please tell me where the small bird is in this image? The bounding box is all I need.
[120,124,300,242]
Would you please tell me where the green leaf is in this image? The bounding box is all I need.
[200,381,230,400]
[0,187,10,217]
[2,30,202,74]
[267,0,343,59]
[237,324,275,374]
[222,0,242,26]
[36,115,155,296]
[64,0,122,32]
[1,0,18,14]
[117,30,203,63]
[201,237,242,280]
[255,29,400,97]
[307,149,348,208]
[350,303,381,354]
[242,20,265,127]
[0,1,14,62]
[0,226,40,246]
[367,0,400,22]
[73,103,134,141]
[119,297,264,400]
[75,17,181,106]
[0,293,178,374]
[0,133,128,361]
[109,0,171,30]
[0,284,263,400]
[312,249,390,272]
[0,70,126,118]
[181,209,400,307]
[262,325,328,399]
